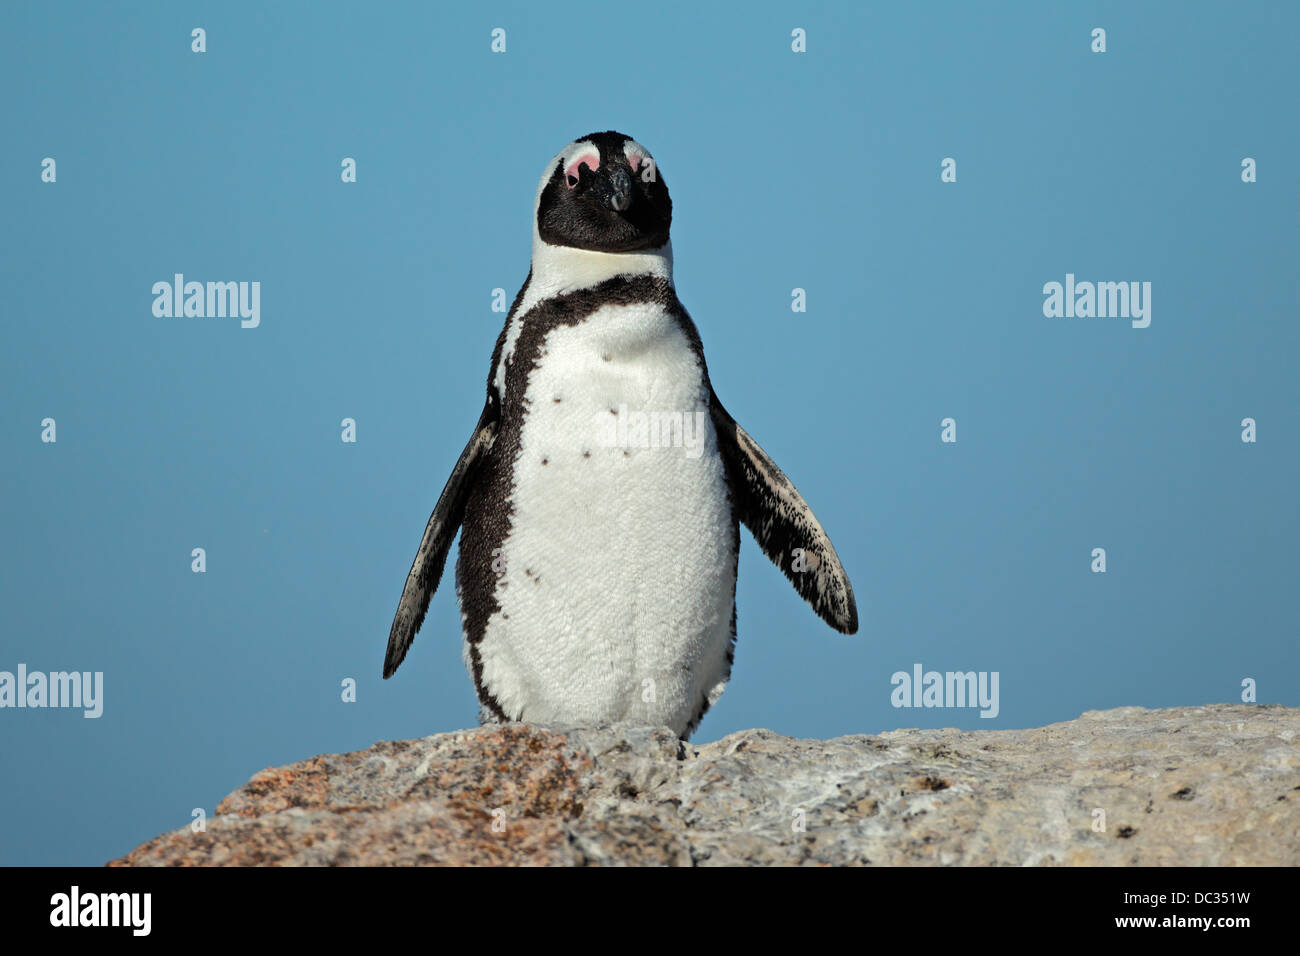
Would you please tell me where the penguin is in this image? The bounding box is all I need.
[384,131,857,739]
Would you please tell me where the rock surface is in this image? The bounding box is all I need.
[111,704,1299,866]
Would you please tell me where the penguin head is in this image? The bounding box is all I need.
[535,131,672,254]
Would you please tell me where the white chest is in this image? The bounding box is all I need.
[469,301,737,735]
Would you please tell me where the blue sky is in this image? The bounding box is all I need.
[2,1,1296,865]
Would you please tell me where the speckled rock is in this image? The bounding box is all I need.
[111,705,1299,866]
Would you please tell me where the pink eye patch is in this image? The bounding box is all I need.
[624,150,654,180]
[565,153,599,187]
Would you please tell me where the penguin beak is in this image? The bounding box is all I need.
[606,167,633,213]
[574,163,633,213]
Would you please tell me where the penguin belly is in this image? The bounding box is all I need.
[463,301,737,736]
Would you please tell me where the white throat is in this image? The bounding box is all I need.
[525,238,673,309]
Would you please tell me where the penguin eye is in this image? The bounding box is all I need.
[623,148,656,183]
[564,154,599,188]
[623,140,655,179]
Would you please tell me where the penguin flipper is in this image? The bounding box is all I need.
[384,403,498,678]
[710,392,858,635]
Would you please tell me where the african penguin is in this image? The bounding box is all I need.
[384,131,857,739]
